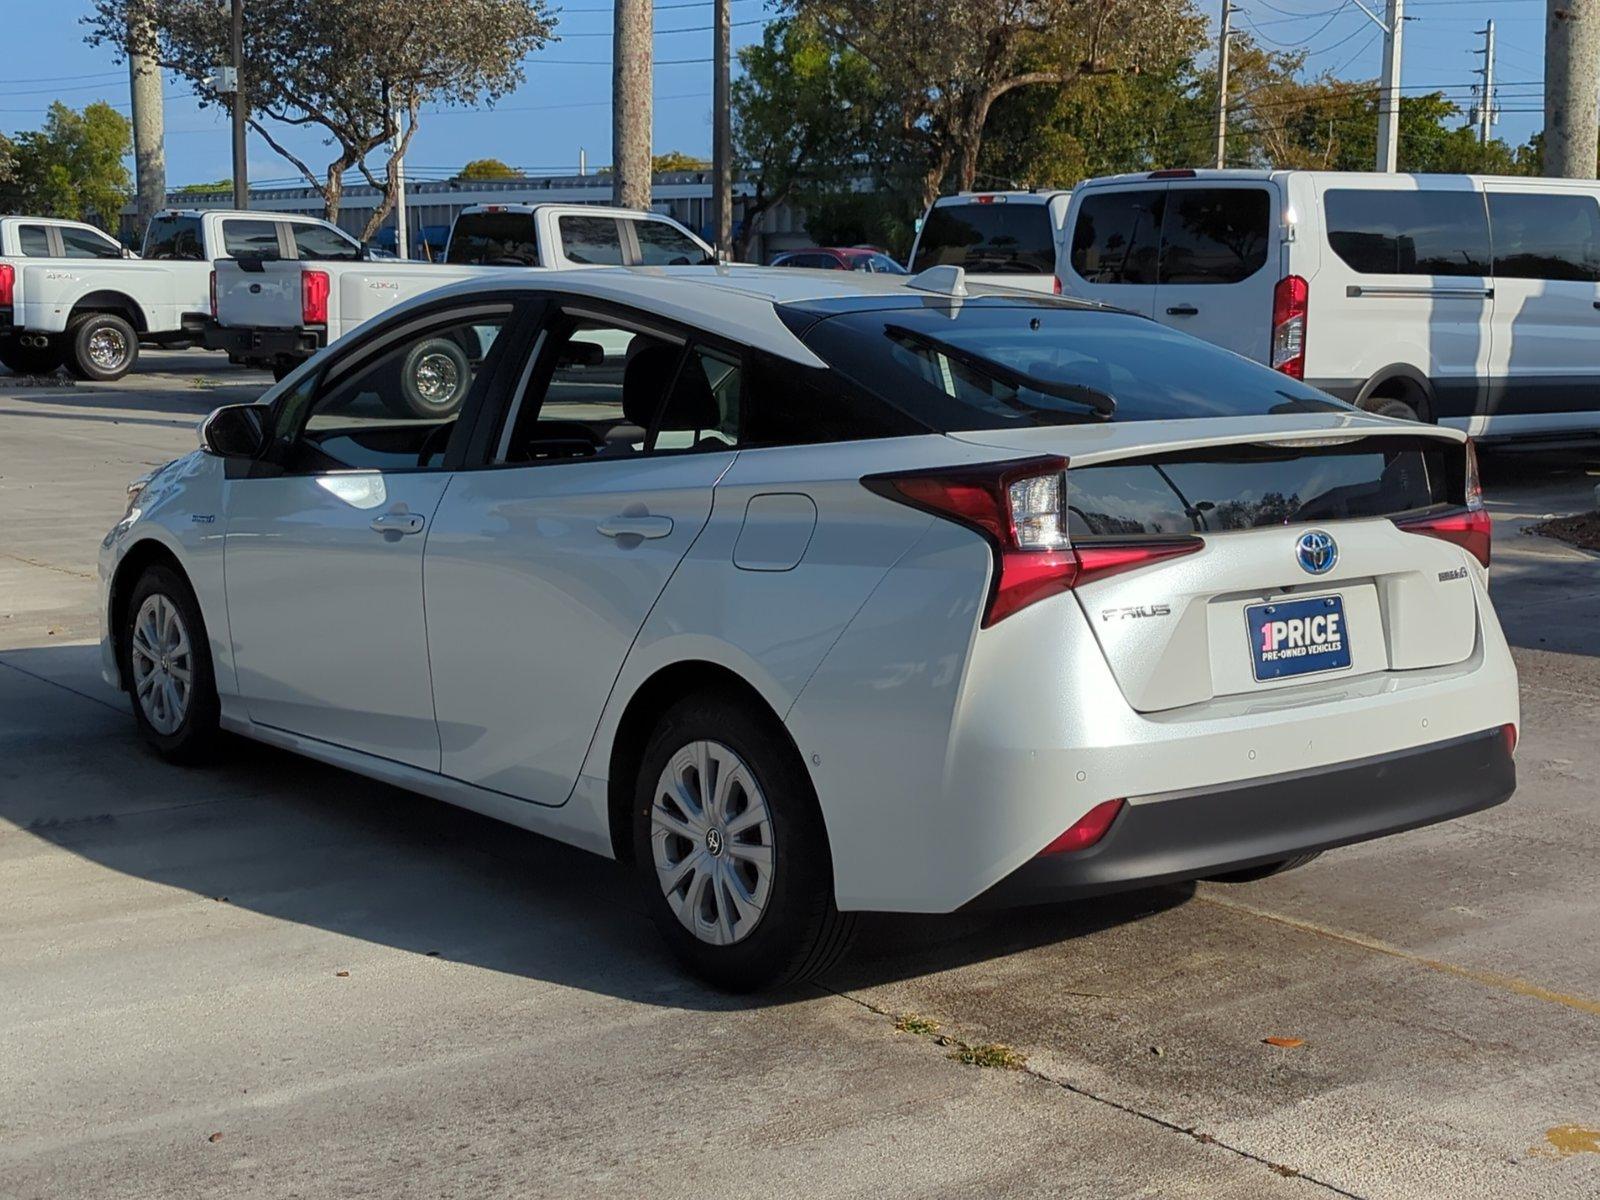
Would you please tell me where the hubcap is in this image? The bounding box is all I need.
[412,352,462,406]
[651,740,775,947]
[87,326,129,371]
[129,593,193,736]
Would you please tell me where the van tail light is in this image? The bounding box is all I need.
[863,457,1202,626]
[0,263,14,308]
[1053,275,1063,295]
[1395,507,1492,568]
[208,269,217,319]
[302,269,330,325]
[1271,274,1308,379]
[1039,798,1125,855]
[1501,722,1517,758]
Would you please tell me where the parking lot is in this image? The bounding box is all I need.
[2,352,1598,1199]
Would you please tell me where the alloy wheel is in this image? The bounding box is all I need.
[130,593,193,735]
[87,326,130,372]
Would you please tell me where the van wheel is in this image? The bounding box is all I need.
[120,564,222,762]
[0,338,64,375]
[632,692,856,992]
[396,336,471,417]
[67,312,139,381]
[1206,853,1321,884]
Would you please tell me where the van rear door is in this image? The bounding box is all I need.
[1151,182,1278,362]
[1060,183,1166,317]
[910,197,1061,293]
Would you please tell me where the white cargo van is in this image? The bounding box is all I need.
[1058,169,1600,445]
[908,191,1070,293]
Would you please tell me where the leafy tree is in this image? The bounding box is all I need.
[458,158,520,180]
[653,151,710,172]
[85,0,554,238]
[0,102,132,226]
[176,178,233,194]
[732,17,884,261]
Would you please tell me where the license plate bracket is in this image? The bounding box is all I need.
[1246,594,1351,681]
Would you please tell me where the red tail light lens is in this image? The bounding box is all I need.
[1271,274,1308,379]
[1039,798,1125,855]
[1501,723,1518,758]
[0,263,14,308]
[1052,275,1063,295]
[302,269,330,325]
[1395,507,1492,568]
[863,457,1202,626]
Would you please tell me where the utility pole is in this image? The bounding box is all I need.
[1545,0,1600,178]
[612,0,653,210]
[712,0,732,257]
[391,103,408,260]
[1374,0,1404,172]
[1472,20,1496,145]
[126,1,166,235]
[230,0,248,209]
[1214,0,1236,169]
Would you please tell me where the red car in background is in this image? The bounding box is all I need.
[769,247,908,274]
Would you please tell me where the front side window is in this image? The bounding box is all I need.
[283,309,511,472]
[60,227,123,259]
[1070,191,1164,285]
[634,219,711,266]
[1325,188,1491,276]
[223,219,282,260]
[446,212,540,266]
[559,215,626,266]
[867,254,907,275]
[1488,192,1600,282]
[18,225,52,256]
[292,222,363,262]
[1158,188,1271,284]
[143,215,204,260]
[913,202,1057,275]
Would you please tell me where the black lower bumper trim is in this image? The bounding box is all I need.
[202,324,322,362]
[970,727,1515,909]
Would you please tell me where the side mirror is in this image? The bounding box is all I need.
[199,403,270,459]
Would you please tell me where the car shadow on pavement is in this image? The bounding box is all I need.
[0,644,1187,1010]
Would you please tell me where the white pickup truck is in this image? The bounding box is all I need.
[208,203,714,393]
[0,208,372,380]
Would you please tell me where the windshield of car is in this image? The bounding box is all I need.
[911,202,1057,275]
[793,303,1350,428]
[446,212,539,266]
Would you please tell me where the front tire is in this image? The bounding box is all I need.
[67,312,139,381]
[121,564,221,762]
[632,693,855,991]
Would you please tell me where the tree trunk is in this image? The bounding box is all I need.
[126,1,166,236]
[953,94,995,193]
[613,0,653,209]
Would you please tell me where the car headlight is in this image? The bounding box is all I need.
[124,472,154,518]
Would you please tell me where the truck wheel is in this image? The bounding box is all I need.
[67,312,139,381]
[397,337,472,418]
[271,357,297,382]
[0,338,65,376]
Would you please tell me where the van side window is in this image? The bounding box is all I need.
[1158,189,1270,284]
[1488,193,1600,282]
[1325,189,1491,276]
[1070,192,1163,285]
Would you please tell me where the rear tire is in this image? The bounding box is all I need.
[0,338,65,375]
[1206,852,1321,884]
[67,312,139,381]
[631,692,856,992]
[1359,393,1419,422]
[120,564,222,763]
[396,336,471,417]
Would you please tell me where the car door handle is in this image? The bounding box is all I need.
[1165,304,1199,316]
[370,512,425,535]
[597,514,674,540]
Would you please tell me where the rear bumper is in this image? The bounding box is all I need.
[202,323,323,363]
[970,726,1515,908]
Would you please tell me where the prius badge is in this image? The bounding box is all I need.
[1295,529,1338,576]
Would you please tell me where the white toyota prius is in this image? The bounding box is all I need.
[100,266,1519,990]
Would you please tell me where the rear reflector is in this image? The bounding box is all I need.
[302,269,330,326]
[1395,506,1491,568]
[862,458,1202,626]
[1272,275,1308,380]
[208,269,217,319]
[1039,799,1125,855]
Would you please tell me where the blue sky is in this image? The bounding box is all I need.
[0,0,1550,190]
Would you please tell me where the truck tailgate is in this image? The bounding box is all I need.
[214,261,302,329]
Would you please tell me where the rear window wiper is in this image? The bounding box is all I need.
[884,324,1117,419]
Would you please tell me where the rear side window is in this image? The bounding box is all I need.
[446,213,540,266]
[223,219,282,259]
[1488,192,1600,282]
[1159,189,1271,284]
[742,350,919,446]
[61,227,123,259]
[143,215,204,260]
[912,202,1057,275]
[291,222,362,262]
[18,224,52,256]
[634,219,711,265]
[1325,188,1490,276]
[1070,191,1164,285]
[559,215,626,265]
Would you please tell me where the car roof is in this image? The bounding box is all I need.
[933,191,1068,206]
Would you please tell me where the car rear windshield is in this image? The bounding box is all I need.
[1065,439,1457,539]
[446,212,539,266]
[792,303,1348,428]
[910,202,1057,275]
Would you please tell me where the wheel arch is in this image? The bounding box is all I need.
[107,537,190,690]
[1355,364,1437,422]
[69,290,150,334]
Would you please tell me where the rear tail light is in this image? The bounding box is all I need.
[1395,507,1492,568]
[1053,275,1063,295]
[1501,723,1518,758]
[208,269,217,319]
[302,269,330,325]
[863,457,1202,626]
[0,263,13,308]
[1271,275,1308,379]
[1039,798,1125,855]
